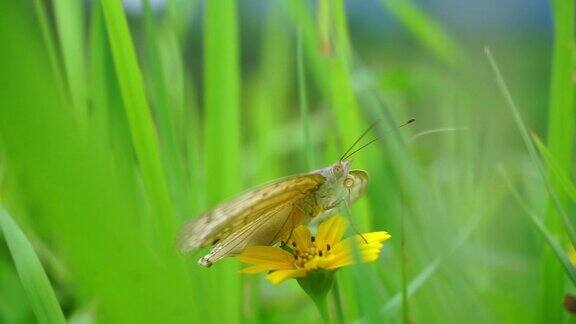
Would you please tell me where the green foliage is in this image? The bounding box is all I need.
[202,0,242,322]
[532,134,576,203]
[543,0,575,320]
[0,207,66,324]
[379,0,465,66]
[499,171,576,286]
[0,0,572,323]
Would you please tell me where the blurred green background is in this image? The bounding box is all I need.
[0,0,574,323]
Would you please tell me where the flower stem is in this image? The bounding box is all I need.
[297,270,335,324]
[313,295,331,324]
[331,279,345,324]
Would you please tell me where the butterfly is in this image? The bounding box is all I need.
[175,119,414,267]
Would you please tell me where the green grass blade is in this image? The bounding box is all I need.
[547,0,575,190]
[0,207,66,324]
[99,0,177,242]
[248,3,291,183]
[317,0,331,55]
[326,3,375,320]
[0,4,199,322]
[0,256,34,323]
[142,0,188,219]
[532,133,576,202]
[53,0,88,124]
[543,0,575,319]
[283,0,330,93]
[243,6,293,321]
[330,0,371,228]
[382,211,480,317]
[378,0,465,66]
[142,0,175,144]
[165,0,200,43]
[204,0,242,203]
[484,47,576,246]
[383,258,441,316]
[88,0,111,144]
[332,0,352,69]
[32,0,68,106]
[297,27,315,170]
[487,47,575,320]
[203,0,242,322]
[499,169,576,286]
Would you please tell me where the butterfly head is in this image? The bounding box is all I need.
[315,160,366,211]
[318,160,351,188]
[331,160,350,178]
[332,160,361,190]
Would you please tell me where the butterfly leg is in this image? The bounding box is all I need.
[269,205,296,246]
[272,201,310,246]
[342,197,368,243]
[279,215,294,248]
[288,197,321,242]
[284,212,295,244]
[309,194,342,225]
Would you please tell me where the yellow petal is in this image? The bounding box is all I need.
[316,254,338,268]
[266,269,308,284]
[325,231,390,269]
[316,216,348,251]
[291,225,312,252]
[237,246,294,267]
[356,231,391,243]
[324,256,354,269]
[240,262,295,274]
[337,231,390,249]
[303,257,324,271]
[323,251,381,269]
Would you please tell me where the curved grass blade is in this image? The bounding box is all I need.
[498,168,576,286]
[382,257,441,316]
[0,207,66,324]
[378,0,465,66]
[381,211,480,317]
[297,27,314,170]
[142,0,189,219]
[53,0,88,125]
[532,133,576,203]
[543,0,574,319]
[488,46,575,320]
[330,0,371,229]
[32,0,67,106]
[485,47,576,246]
[282,0,330,93]
[202,0,242,322]
[99,0,177,243]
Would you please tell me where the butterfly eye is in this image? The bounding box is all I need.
[344,175,355,188]
[333,164,343,174]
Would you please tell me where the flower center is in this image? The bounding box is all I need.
[292,236,332,269]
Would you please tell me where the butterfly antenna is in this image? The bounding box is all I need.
[342,118,415,160]
[339,120,380,162]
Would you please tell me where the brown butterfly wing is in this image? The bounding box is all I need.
[175,173,325,254]
[197,192,312,266]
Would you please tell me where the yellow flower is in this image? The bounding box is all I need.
[237,216,391,284]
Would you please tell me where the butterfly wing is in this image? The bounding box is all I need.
[197,193,310,266]
[176,173,325,254]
